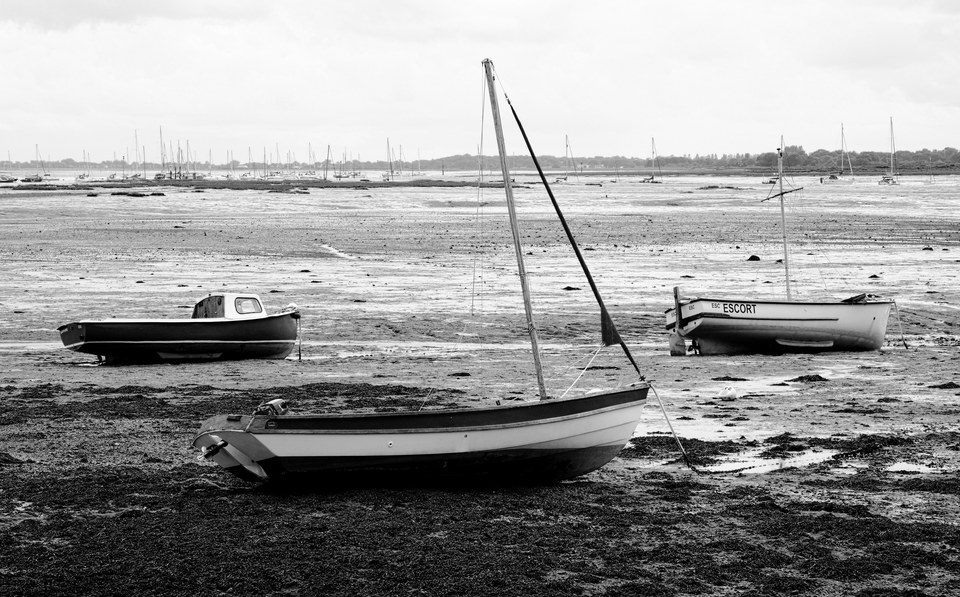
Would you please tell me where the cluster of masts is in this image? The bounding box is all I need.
[2,129,429,183]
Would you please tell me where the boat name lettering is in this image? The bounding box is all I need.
[719,302,756,314]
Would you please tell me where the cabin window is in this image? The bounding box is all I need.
[235,297,263,315]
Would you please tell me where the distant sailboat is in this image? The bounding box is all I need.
[20,145,46,183]
[878,117,899,185]
[639,138,663,183]
[821,123,855,184]
[1,151,18,182]
[555,135,579,183]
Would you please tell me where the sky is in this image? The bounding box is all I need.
[2,0,958,165]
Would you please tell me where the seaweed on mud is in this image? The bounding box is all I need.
[620,435,743,466]
[832,406,890,414]
[786,374,830,383]
[87,385,167,395]
[785,500,879,517]
[0,382,467,424]
[800,554,894,581]
[763,433,915,457]
[87,394,171,417]
[898,476,960,494]
[643,477,714,502]
[855,588,939,597]
[13,383,67,400]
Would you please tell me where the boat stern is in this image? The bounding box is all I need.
[194,414,272,482]
[57,322,85,350]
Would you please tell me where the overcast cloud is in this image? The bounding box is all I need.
[2,0,958,164]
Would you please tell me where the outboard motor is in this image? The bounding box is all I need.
[254,398,289,416]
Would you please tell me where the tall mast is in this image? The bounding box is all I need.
[159,126,166,174]
[386,138,393,179]
[777,139,791,300]
[652,137,662,181]
[889,117,896,178]
[483,58,548,401]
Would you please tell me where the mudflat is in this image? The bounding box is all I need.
[1,175,958,596]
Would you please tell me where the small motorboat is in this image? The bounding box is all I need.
[57,292,300,364]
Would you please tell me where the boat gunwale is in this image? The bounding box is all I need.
[199,384,649,436]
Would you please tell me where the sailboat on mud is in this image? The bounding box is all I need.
[879,117,899,185]
[640,137,663,183]
[194,59,650,485]
[821,123,855,184]
[665,140,892,356]
[554,134,580,183]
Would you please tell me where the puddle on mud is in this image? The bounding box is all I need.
[699,448,839,474]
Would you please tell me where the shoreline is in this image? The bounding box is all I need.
[2,166,959,194]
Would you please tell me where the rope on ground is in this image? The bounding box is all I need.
[892,301,909,349]
[649,383,700,473]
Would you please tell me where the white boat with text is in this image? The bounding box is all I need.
[665,140,892,355]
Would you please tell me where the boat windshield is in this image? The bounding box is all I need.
[235,297,262,315]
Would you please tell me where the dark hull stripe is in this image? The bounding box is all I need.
[237,385,649,432]
[58,312,298,362]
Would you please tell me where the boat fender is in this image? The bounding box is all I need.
[200,439,228,459]
[254,399,289,416]
[717,386,738,400]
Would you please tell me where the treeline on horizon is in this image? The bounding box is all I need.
[5,145,959,173]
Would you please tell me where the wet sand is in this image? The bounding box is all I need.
[1,175,959,596]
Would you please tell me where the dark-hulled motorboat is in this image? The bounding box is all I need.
[57,293,300,364]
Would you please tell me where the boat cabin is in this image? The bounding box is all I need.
[192,293,266,320]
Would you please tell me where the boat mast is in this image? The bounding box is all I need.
[159,126,166,176]
[889,117,896,179]
[777,139,791,300]
[652,137,662,181]
[483,58,548,401]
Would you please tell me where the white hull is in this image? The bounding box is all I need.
[820,176,855,185]
[665,297,891,355]
[194,384,648,485]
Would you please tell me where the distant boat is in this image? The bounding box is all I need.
[27,144,52,182]
[666,139,892,355]
[1,173,19,183]
[555,134,579,183]
[58,293,300,364]
[639,137,663,183]
[821,123,855,184]
[193,59,650,486]
[878,117,899,185]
